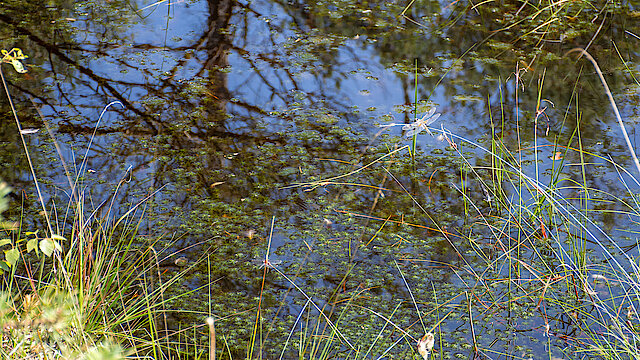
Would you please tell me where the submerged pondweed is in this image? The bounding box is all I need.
[3,0,639,358]
[417,332,435,360]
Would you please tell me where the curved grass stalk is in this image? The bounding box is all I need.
[277,299,311,360]
[565,48,640,177]
[393,260,426,333]
[284,145,410,190]
[0,63,73,290]
[0,65,55,239]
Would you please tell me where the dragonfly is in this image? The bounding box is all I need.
[378,106,441,137]
[402,106,441,137]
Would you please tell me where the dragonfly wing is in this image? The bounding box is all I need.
[404,129,417,137]
[404,125,426,137]
[420,107,436,120]
[425,113,441,126]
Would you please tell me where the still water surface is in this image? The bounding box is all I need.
[1,0,640,358]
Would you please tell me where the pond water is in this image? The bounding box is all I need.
[2,0,640,359]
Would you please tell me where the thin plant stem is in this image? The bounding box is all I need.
[0,67,54,238]
[566,48,640,176]
[206,317,216,360]
[0,65,72,287]
[394,260,426,333]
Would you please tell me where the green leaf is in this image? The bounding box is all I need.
[1,48,28,74]
[10,59,27,73]
[0,261,8,272]
[42,238,62,255]
[51,234,66,241]
[0,238,10,247]
[4,248,19,267]
[40,238,56,257]
[27,238,38,254]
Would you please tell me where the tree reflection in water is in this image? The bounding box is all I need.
[1,0,639,358]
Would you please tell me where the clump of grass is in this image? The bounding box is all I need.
[1,56,201,358]
[0,289,127,359]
